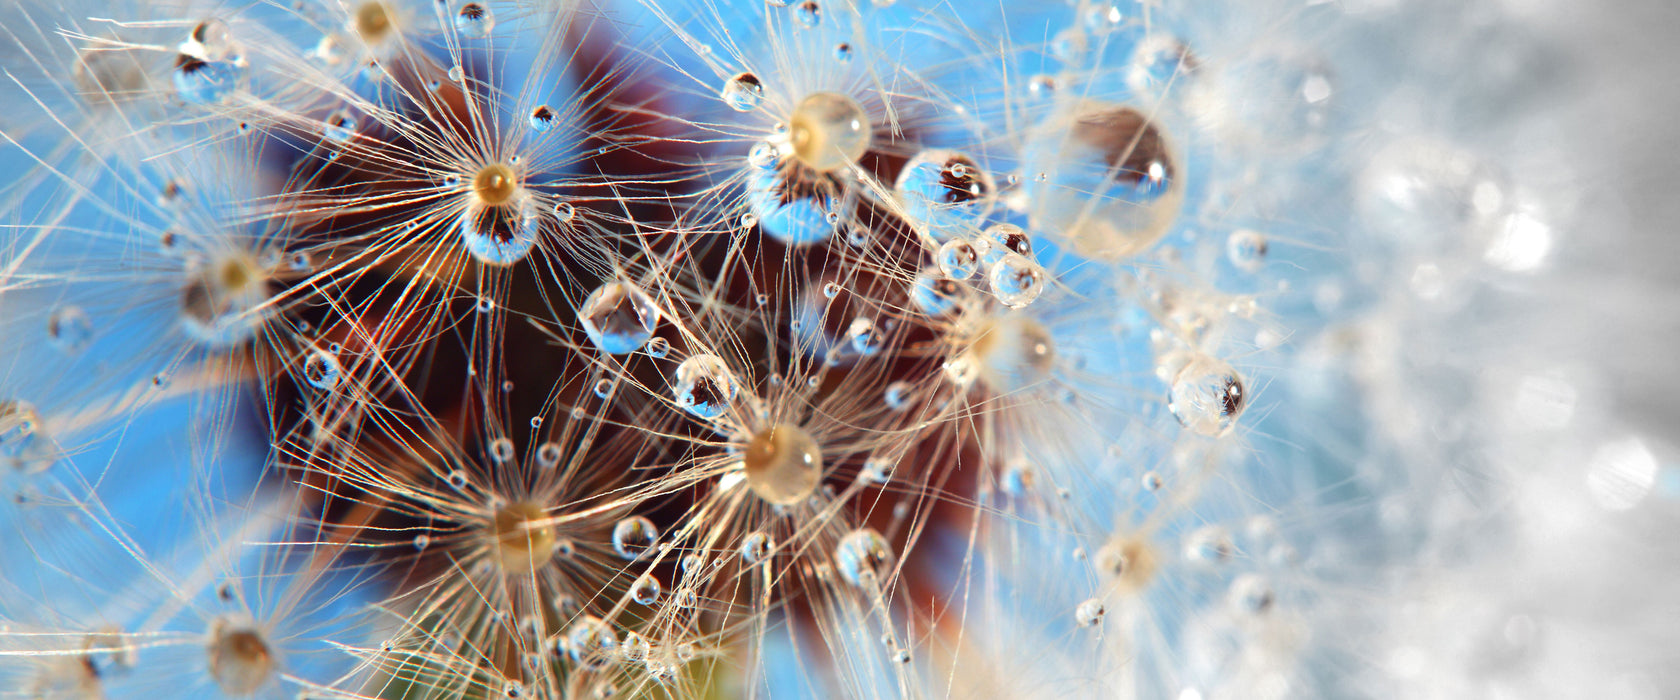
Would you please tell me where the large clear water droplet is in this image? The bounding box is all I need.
[895,150,993,240]
[612,516,659,560]
[987,253,1046,309]
[673,354,738,420]
[1167,357,1246,436]
[835,528,892,588]
[303,349,342,390]
[47,306,93,353]
[1024,103,1184,260]
[580,281,660,355]
[721,72,764,112]
[454,3,494,38]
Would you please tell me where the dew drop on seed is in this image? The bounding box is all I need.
[630,575,661,605]
[793,1,821,28]
[553,201,575,222]
[847,317,882,357]
[303,349,342,390]
[580,281,660,354]
[747,141,779,169]
[174,53,243,104]
[988,253,1046,308]
[835,528,892,588]
[1183,526,1236,564]
[1228,573,1275,615]
[740,531,773,563]
[448,64,464,82]
[1075,598,1105,627]
[937,239,980,279]
[621,632,650,662]
[446,470,469,491]
[593,378,615,400]
[981,223,1033,266]
[489,437,514,462]
[564,616,616,670]
[1167,357,1246,436]
[833,42,852,63]
[673,354,737,420]
[528,105,555,132]
[822,281,842,299]
[721,72,764,112]
[896,150,994,240]
[743,424,823,506]
[454,3,493,37]
[612,516,659,560]
[1024,103,1183,259]
[910,268,961,317]
[47,306,93,353]
[1127,34,1199,98]
[883,381,912,411]
[645,337,670,358]
[536,442,562,469]
[860,457,893,484]
[1226,229,1268,271]
[413,534,430,551]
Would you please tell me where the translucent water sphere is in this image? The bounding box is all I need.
[834,528,892,588]
[721,72,765,112]
[612,516,659,560]
[673,354,738,419]
[910,267,962,316]
[174,53,244,105]
[987,253,1046,309]
[745,161,837,245]
[788,92,870,172]
[895,149,994,240]
[459,162,540,265]
[1167,356,1247,436]
[742,424,823,506]
[969,315,1055,393]
[1024,102,1185,260]
[453,3,494,38]
[579,281,660,354]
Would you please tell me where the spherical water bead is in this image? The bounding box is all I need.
[303,349,342,390]
[1183,526,1236,565]
[645,337,670,359]
[454,3,494,38]
[937,239,981,279]
[612,516,659,560]
[981,223,1033,266]
[592,378,615,400]
[47,306,93,353]
[1027,74,1057,101]
[630,575,661,605]
[745,166,834,245]
[988,253,1046,309]
[835,528,892,588]
[448,64,465,82]
[1228,574,1275,615]
[1167,357,1246,436]
[174,53,244,104]
[721,72,764,112]
[1191,48,1334,152]
[565,616,617,670]
[1075,598,1106,627]
[747,141,779,169]
[0,400,44,461]
[206,620,275,696]
[528,105,556,133]
[323,110,356,142]
[446,469,469,491]
[504,681,525,698]
[1226,229,1268,272]
[1023,103,1184,260]
[793,1,821,28]
[910,268,962,317]
[620,632,651,663]
[743,424,823,506]
[740,531,773,563]
[789,92,870,172]
[1127,35,1199,99]
[672,354,738,420]
[882,381,913,411]
[186,18,235,62]
[536,442,562,469]
[895,150,994,240]
[580,281,660,354]
[847,317,882,357]
[833,42,853,63]
[1357,139,1508,253]
[489,437,515,463]
[860,457,893,484]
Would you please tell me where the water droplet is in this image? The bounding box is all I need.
[47,306,93,353]
[593,378,615,400]
[503,680,524,698]
[793,0,821,28]
[564,616,617,670]
[303,349,342,390]
[835,528,892,588]
[721,72,764,112]
[896,150,994,239]
[883,381,913,411]
[1126,35,1198,98]
[446,470,469,491]
[180,255,273,348]
[1226,230,1268,271]
[981,223,1032,266]
[909,268,962,317]
[1141,471,1163,491]
[1024,104,1183,259]
[322,110,356,143]
[1228,574,1275,615]
[833,42,853,63]
[1075,598,1105,627]
[413,534,430,551]
[580,281,660,354]
[174,53,244,105]
[988,253,1046,308]
[822,281,842,299]
[847,317,882,356]
[454,3,494,38]
[630,575,661,605]
[489,437,515,463]
[1050,28,1087,63]
[645,337,670,358]
[620,632,650,662]
[1167,357,1246,436]
[1183,526,1235,564]
[747,141,780,170]
[536,442,562,469]
[528,105,555,132]
[937,239,980,279]
[789,92,870,172]
[448,64,465,82]
[673,354,738,420]
[860,457,893,484]
[740,212,759,230]
[612,516,659,560]
[740,531,773,563]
